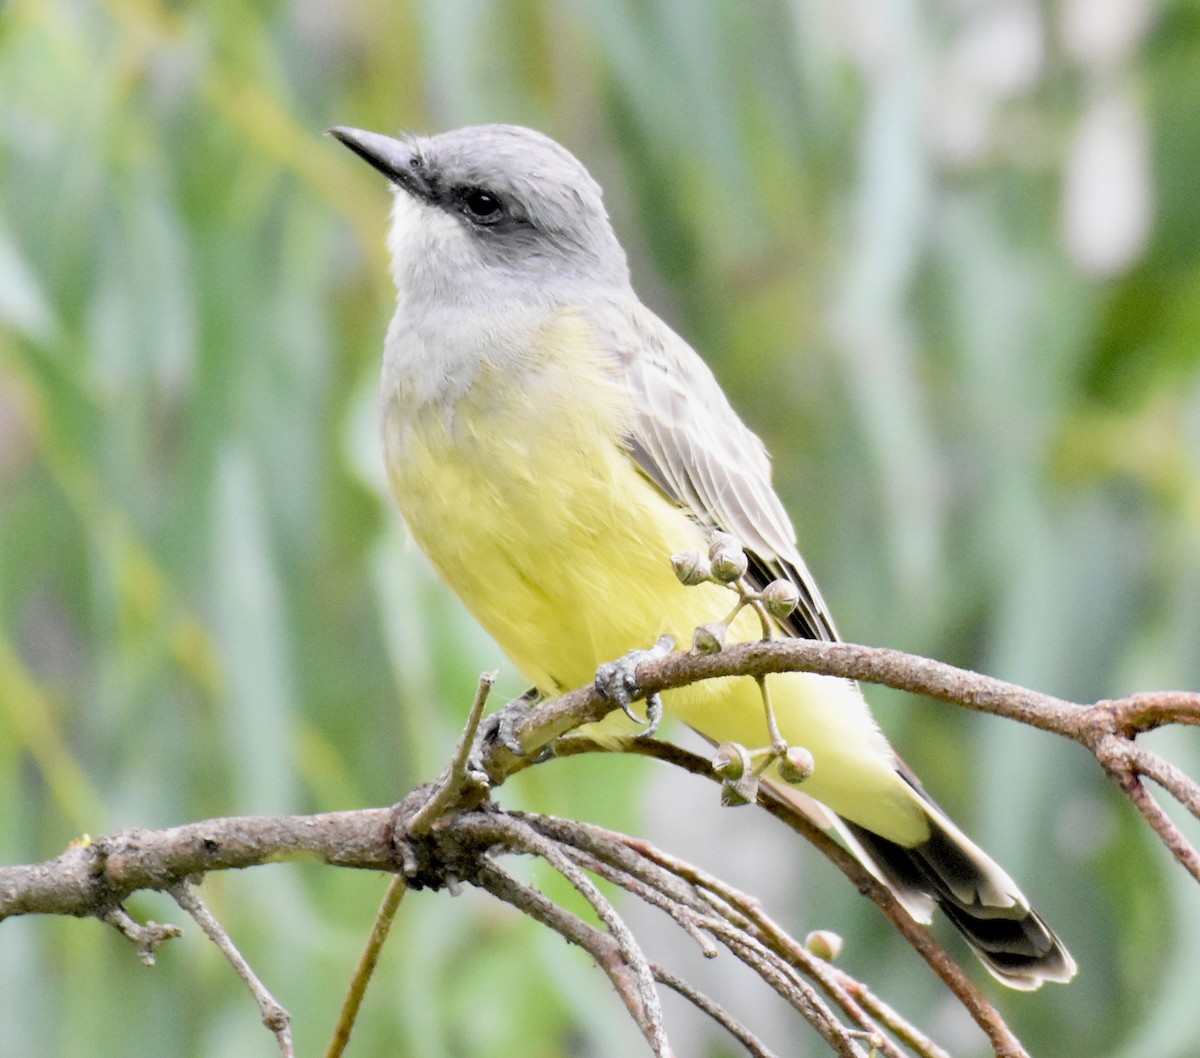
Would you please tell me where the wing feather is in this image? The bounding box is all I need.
[593,301,839,643]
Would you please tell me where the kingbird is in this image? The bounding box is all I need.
[331,122,1075,990]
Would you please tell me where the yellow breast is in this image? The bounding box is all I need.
[380,310,925,841]
[381,311,718,693]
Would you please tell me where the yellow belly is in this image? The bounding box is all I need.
[381,314,925,843]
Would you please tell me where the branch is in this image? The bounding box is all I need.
[493,639,1199,902]
[3,638,1197,1058]
[0,810,395,920]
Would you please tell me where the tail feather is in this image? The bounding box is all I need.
[763,776,1076,990]
[844,806,1077,990]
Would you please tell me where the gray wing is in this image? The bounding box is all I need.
[596,300,840,643]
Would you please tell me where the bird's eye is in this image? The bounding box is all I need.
[460,187,503,222]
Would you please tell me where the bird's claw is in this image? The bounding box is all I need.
[640,692,664,738]
[594,636,673,738]
[474,687,548,763]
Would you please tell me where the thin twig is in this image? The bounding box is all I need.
[827,966,954,1058]
[756,675,787,753]
[525,813,882,1057]
[652,963,780,1058]
[1116,741,1200,823]
[169,881,294,1058]
[714,927,866,1058]
[529,814,719,919]
[475,861,673,1056]
[485,814,863,1056]
[463,814,671,1057]
[539,810,901,1057]
[409,671,496,835]
[1104,766,1200,885]
[569,840,720,956]
[480,828,864,1056]
[325,874,408,1058]
[553,837,721,956]
[655,865,910,1058]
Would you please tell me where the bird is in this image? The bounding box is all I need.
[329,121,1076,990]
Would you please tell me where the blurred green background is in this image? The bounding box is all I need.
[3,0,1200,1055]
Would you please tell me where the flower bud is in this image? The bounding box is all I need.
[713,741,749,780]
[777,745,815,785]
[671,550,711,586]
[691,622,726,655]
[707,530,737,558]
[720,777,748,806]
[804,930,844,961]
[715,742,760,805]
[708,532,748,583]
[720,776,759,807]
[761,579,800,620]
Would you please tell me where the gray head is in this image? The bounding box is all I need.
[329,124,630,306]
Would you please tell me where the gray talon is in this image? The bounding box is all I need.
[639,693,664,738]
[618,698,642,724]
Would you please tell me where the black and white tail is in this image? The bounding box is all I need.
[770,777,1076,989]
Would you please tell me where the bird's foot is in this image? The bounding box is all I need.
[594,635,674,738]
[473,686,551,765]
